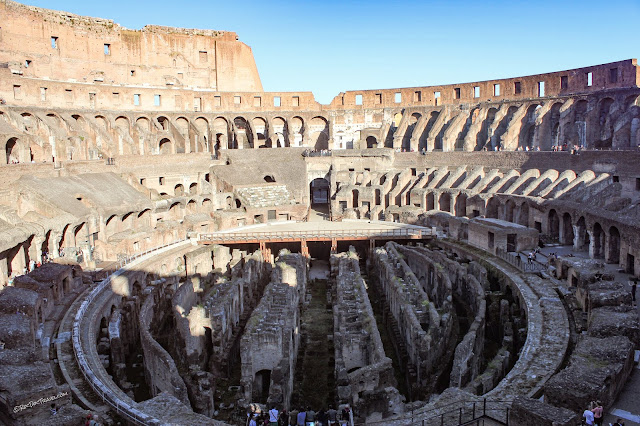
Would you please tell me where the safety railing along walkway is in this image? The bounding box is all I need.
[200,227,430,243]
[72,238,190,425]
[495,248,545,273]
[357,398,511,426]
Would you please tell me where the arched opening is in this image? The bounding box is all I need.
[476,108,498,150]
[252,117,268,147]
[310,178,330,218]
[439,192,451,213]
[157,116,169,131]
[213,117,229,154]
[352,189,359,208]
[505,199,516,223]
[136,117,151,132]
[186,200,197,213]
[174,184,184,196]
[575,216,589,251]
[592,222,605,259]
[548,209,560,240]
[454,193,467,217]
[426,193,435,211]
[233,117,253,149]
[486,197,500,219]
[189,182,198,194]
[518,202,529,227]
[574,100,588,148]
[158,138,172,155]
[202,198,212,209]
[366,136,378,149]
[310,117,329,150]
[290,116,304,146]
[596,97,615,149]
[5,137,21,164]
[608,226,620,264]
[254,370,271,404]
[562,213,574,245]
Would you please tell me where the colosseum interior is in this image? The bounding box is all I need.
[1,1,640,425]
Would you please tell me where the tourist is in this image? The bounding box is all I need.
[591,400,603,426]
[613,418,625,426]
[249,414,258,426]
[317,408,327,425]
[583,403,595,425]
[269,406,279,425]
[306,407,316,425]
[631,277,637,305]
[326,406,337,426]
[340,406,350,426]
[278,409,288,426]
[289,407,299,426]
[297,408,306,426]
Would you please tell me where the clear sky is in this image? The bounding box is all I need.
[22,0,640,105]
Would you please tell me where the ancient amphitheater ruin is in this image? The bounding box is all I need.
[1,1,640,425]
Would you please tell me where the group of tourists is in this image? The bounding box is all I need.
[248,405,350,426]
[582,400,605,426]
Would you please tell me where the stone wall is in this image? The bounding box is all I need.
[330,250,401,420]
[240,252,307,409]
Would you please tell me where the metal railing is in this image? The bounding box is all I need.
[72,238,189,425]
[357,398,511,426]
[200,228,428,242]
[495,248,544,273]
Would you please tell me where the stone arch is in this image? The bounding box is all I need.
[476,107,498,150]
[95,115,109,130]
[548,209,560,240]
[137,209,151,227]
[174,184,185,196]
[186,199,197,213]
[426,193,435,211]
[366,136,378,149]
[309,116,329,150]
[202,198,212,208]
[439,192,451,213]
[608,226,620,264]
[519,104,540,150]
[486,197,500,219]
[271,117,288,148]
[189,182,198,194]
[213,117,229,153]
[454,193,467,217]
[252,117,268,147]
[5,137,24,164]
[518,202,529,227]
[575,216,589,251]
[158,138,173,155]
[233,117,253,149]
[595,97,615,149]
[592,222,605,259]
[290,116,304,146]
[505,199,516,222]
[157,116,170,131]
[194,117,210,151]
[114,116,130,131]
[136,116,151,132]
[561,212,574,245]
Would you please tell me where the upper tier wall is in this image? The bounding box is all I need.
[0,0,262,92]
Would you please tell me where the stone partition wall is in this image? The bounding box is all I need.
[370,242,452,395]
[330,249,402,420]
[139,281,190,407]
[240,252,307,409]
[399,245,488,389]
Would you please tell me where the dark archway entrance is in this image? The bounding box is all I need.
[310,178,330,221]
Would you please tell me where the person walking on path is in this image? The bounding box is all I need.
[591,400,603,426]
[268,406,279,426]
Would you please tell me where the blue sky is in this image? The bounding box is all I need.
[23,0,640,104]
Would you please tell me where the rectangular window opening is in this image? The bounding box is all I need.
[104,44,110,55]
[561,76,568,90]
[13,85,21,100]
[454,87,461,99]
[199,51,208,63]
[613,175,620,183]
[636,177,640,191]
[254,96,261,107]
[473,86,480,98]
[586,72,593,87]
[194,97,202,112]
[538,81,545,97]
[112,92,120,102]
[355,94,363,105]
[65,89,73,103]
[514,81,522,95]
[394,92,402,103]
[214,96,221,107]
[292,96,300,107]
[375,93,382,104]
[493,84,500,96]
[414,91,422,102]
[51,36,58,49]
[40,87,47,101]
[134,94,140,106]
[274,96,281,107]
[130,70,136,77]
[434,91,441,106]
[234,95,241,105]
[609,68,618,83]
[154,94,161,106]
[25,60,31,68]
